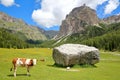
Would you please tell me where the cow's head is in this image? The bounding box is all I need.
[33,59,37,65]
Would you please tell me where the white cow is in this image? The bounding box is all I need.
[10,58,37,77]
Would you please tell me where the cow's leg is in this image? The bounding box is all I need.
[13,65,17,77]
[27,66,30,76]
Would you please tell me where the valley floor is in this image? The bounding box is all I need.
[0,48,120,80]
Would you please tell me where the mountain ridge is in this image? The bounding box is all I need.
[0,12,47,41]
[55,5,120,39]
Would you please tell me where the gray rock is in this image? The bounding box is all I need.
[52,44,100,66]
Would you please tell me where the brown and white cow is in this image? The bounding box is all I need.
[10,58,37,77]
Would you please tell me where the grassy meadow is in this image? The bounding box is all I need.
[0,48,120,80]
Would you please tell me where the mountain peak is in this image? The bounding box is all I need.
[55,5,99,39]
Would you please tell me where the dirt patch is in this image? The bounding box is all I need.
[59,69,79,72]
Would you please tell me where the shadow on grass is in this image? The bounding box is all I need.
[78,64,97,68]
[47,64,67,68]
[47,64,97,68]
[7,74,31,77]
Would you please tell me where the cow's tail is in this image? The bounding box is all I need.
[10,65,13,71]
[10,59,14,71]
[10,67,12,71]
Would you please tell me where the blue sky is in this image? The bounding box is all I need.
[96,0,120,18]
[0,0,41,28]
[0,0,120,31]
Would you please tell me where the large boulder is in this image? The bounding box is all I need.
[52,44,100,66]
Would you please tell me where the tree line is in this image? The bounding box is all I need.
[81,30,120,51]
[0,28,30,49]
[80,22,120,51]
[44,22,120,51]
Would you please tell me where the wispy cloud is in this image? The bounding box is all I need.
[14,3,20,7]
[0,0,20,7]
[32,0,108,28]
[117,12,120,15]
[104,0,120,14]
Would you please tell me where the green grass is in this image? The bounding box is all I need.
[0,48,120,80]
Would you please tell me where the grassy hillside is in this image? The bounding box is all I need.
[80,22,120,51]
[0,12,47,41]
[0,28,30,48]
[0,48,120,80]
[81,29,120,51]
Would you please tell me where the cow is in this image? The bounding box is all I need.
[10,58,37,77]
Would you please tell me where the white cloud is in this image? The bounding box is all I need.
[0,0,14,7]
[117,12,120,15]
[32,0,109,28]
[104,0,120,14]
[0,0,20,7]
[14,3,20,7]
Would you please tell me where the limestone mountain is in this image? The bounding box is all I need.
[55,4,100,39]
[102,14,120,24]
[39,5,120,51]
[44,30,58,39]
[0,12,47,41]
[55,4,120,39]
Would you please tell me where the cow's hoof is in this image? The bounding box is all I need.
[27,74,31,77]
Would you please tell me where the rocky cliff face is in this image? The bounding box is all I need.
[0,12,14,22]
[102,14,120,24]
[0,12,47,41]
[55,5,100,39]
[55,5,120,39]
[44,30,58,39]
